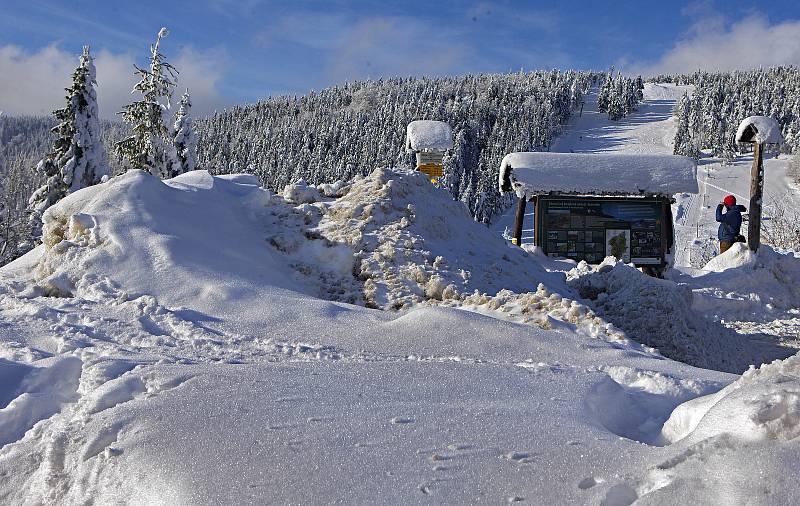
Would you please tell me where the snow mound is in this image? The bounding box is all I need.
[693,245,800,319]
[663,352,800,444]
[32,169,310,315]
[702,242,756,272]
[735,115,784,145]
[311,168,565,309]
[643,83,695,101]
[283,179,321,204]
[498,152,698,198]
[567,258,764,373]
[405,120,453,152]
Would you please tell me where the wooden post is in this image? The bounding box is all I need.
[513,197,526,247]
[747,142,763,252]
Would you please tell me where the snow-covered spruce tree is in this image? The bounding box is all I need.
[607,78,625,121]
[173,90,198,174]
[27,45,109,242]
[597,71,614,113]
[673,93,699,159]
[117,28,179,179]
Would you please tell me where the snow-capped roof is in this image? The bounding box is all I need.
[735,116,784,144]
[498,152,698,198]
[405,120,453,152]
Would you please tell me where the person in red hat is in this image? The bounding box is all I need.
[715,195,747,253]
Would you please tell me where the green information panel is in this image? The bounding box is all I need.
[538,197,665,265]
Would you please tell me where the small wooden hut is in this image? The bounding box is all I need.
[498,152,698,272]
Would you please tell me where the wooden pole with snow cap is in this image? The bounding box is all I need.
[735,116,785,252]
[405,120,453,183]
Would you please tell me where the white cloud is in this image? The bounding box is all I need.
[0,43,229,120]
[257,12,482,85]
[326,17,469,82]
[628,14,800,76]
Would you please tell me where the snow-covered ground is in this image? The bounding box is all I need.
[2,84,800,504]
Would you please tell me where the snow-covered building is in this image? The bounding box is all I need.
[405,120,453,181]
[498,152,698,271]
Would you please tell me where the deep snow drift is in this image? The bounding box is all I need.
[1,85,800,504]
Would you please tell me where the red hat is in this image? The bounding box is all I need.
[723,195,736,207]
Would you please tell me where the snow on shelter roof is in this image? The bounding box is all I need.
[735,116,785,144]
[498,152,698,198]
[405,120,453,152]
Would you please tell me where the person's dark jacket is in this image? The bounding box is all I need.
[716,203,747,241]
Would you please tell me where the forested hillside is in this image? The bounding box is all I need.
[666,67,800,172]
[196,71,609,223]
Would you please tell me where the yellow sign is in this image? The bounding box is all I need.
[418,163,443,183]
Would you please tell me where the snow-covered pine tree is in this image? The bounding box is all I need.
[27,45,109,242]
[173,90,198,174]
[117,28,179,179]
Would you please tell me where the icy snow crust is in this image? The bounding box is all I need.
[405,120,453,152]
[735,115,785,144]
[499,152,698,198]
[0,165,799,504]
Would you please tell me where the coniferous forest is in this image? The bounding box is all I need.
[194,71,605,224]
[666,67,800,164]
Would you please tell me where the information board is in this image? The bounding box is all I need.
[416,152,444,181]
[537,197,665,265]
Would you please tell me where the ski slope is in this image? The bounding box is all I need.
[0,86,799,504]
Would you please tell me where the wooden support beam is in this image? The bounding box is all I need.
[513,197,526,247]
[532,196,540,246]
[747,142,763,252]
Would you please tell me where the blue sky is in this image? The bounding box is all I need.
[2,0,800,117]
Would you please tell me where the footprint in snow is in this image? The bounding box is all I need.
[447,443,473,451]
[505,451,533,464]
[578,476,605,490]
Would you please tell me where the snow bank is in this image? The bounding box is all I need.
[405,120,453,152]
[30,169,329,332]
[498,152,698,198]
[0,356,82,447]
[702,242,757,272]
[567,258,773,373]
[663,352,800,444]
[627,352,800,504]
[692,244,800,320]
[735,115,784,145]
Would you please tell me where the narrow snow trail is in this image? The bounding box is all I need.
[551,83,682,155]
